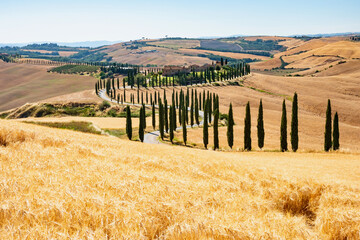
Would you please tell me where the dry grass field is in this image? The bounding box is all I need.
[0,62,97,111]
[100,43,211,66]
[251,37,360,73]
[0,120,359,239]
[178,48,270,61]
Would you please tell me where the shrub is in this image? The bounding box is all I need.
[99,101,111,111]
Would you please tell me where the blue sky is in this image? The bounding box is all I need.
[1,0,359,43]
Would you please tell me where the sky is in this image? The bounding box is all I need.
[1,0,359,43]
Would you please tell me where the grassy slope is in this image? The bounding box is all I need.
[0,120,359,239]
[0,62,96,111]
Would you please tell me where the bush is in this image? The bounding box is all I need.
[99,101,111,111]
[219,113,228,121]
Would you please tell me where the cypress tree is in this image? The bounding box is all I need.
[244,102,252,151]
[280,100,288,152]
[208,93,212,123]
[203,99,209,149]
[227,103,234,149]
[190,99,194,127]
[185,89,189,124]
[195,95,199,125]
[291,93,298,152]
[139,106,144,142]
[173,101,177,129]
[169,106,174,143]
[159,99,164,140]
[152,102,156,130]
[324,99,332,151]
[126,106,132,140]
[203,90,206,110]
[257,99,265,150]
[164,99,168,133]
[333,112,339,150]
[199,92,202,111]
[142,104,146,130]
[182,104,187,145]
[213,109,219,150]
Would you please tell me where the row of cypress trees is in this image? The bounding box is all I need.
[126,91,340,152]
[324,99,340,151]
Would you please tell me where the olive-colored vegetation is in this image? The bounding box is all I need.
[1,101,148,119]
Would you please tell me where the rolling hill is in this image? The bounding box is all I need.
[0,61,97,111]
[1,120,359,239]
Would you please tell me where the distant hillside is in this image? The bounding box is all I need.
[2,34,359,67]
[0,40,122,48]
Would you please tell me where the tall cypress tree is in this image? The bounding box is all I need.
[324,99,332,151]
[185,88,189,124]
[208,93,212,123]
[190,99,194,127]
[164,99,168,133]
[280,100,288,152]
[159,99,164,140]
[227,103,234,149]
[152,102,156,130]
[139,106,144,142]
[142,104,146,130]
[333,112,339,150]
[182,104,187,145]
[126,105,132,140]
[257,99,265,149]
[195,96,199,125]
[244,102,252,151]
[291,93,298,152]
[203,99,209,149]
[169,105,174,144]
[213,109,219,150]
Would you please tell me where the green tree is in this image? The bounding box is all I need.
[142,104,146,130]
[291,93,298,152]
[152,102,156,130]
[324,99,332,151]
[164,99,168,133]
[227,103,234,149]
[190,99,194,127]
[244,102,252,151]
[126,105,132,140]
[333,112,339,150]
[195,96,199,125]
[169,105,174,144]
[257,99,265,149]
[213,109,219,150]
[138,106,144,142]
[203,99,209,149]
[182,104,187,145]
[159,99,164,140]
[280,100,288,152]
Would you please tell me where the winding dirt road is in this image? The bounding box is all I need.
[98,89,204,144]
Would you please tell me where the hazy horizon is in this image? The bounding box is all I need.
[1,0,359,44]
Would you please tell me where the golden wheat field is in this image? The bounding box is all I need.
[0,120,359,239]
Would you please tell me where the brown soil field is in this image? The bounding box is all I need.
[178,48,270,61]
[101,44,210,66]
[0,120,359,238]
[0,62,96,111]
